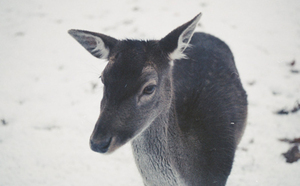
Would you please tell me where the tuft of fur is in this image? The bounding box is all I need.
[68,29,116,59]
[90,36,110,59]
[168,13,201,61]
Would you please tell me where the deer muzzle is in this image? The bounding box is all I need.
[90,136,112,153]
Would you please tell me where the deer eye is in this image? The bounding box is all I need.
[143,85,156,95]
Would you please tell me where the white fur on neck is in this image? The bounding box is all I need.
[169,60,174,67]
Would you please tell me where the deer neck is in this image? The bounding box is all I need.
[131,77,183,185]
[131,67,178,152]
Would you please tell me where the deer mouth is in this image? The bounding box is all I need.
[90,136,112,153]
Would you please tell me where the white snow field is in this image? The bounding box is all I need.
[0,0,300,185]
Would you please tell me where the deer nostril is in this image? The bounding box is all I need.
[90,137,112,153]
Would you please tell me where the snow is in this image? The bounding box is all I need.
[0,0,299,185]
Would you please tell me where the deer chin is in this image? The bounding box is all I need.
[90,135,130,154]
[105,137,125,154]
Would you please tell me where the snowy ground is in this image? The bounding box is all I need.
[0,0,300,185]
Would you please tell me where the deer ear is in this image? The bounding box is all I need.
[68,29,118,59]
[159,13,201,61]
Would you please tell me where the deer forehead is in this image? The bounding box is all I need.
[102,60,159,86]
[102,41,161,84]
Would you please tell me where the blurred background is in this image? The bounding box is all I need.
[0,0,299,185]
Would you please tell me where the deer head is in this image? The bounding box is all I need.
[68,13,201,154]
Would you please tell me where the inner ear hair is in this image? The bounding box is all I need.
[68,29,118,59]
[159,13,202,61]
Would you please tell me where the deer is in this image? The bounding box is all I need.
[68,13,247,186]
